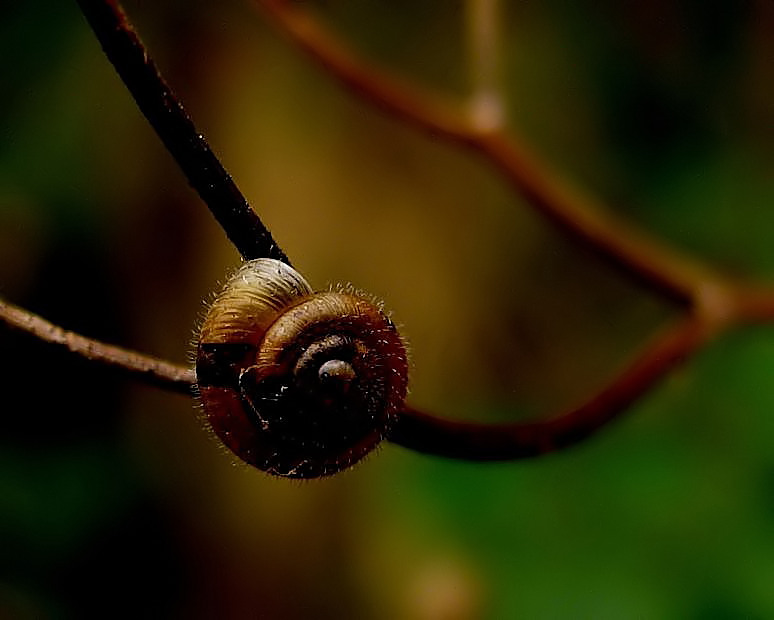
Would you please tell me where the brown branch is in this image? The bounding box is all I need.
[474,133,711,305]
[258,0,471,143]
[255,0,713,306]
[388,316,708,459]
[76,0,290,263]
[386,279,774,459]
[0,296,195,395]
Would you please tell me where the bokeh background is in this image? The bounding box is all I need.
[2,1,774,617]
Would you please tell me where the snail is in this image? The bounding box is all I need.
[195,258,409,478]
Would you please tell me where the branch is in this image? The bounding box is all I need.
[1,287,706,459]
[0,296,194,395]
[255,0,713,306]
[389,317,708,459]
[76,0,289,263]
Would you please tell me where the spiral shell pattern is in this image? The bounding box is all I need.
[195,259,408,478]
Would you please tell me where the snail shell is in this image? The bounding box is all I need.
[195,259,409,478]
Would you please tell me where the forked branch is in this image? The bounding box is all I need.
[76,0,289,264]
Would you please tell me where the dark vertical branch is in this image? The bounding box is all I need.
[76,0,289,264]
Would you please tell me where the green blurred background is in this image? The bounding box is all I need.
[2,1,774,617]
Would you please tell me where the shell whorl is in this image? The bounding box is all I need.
[195,259,408,478]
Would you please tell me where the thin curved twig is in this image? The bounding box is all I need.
[255,0,712,306]
[389,317,708,459]
[0,296,194,394]
[76,0,289,264]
